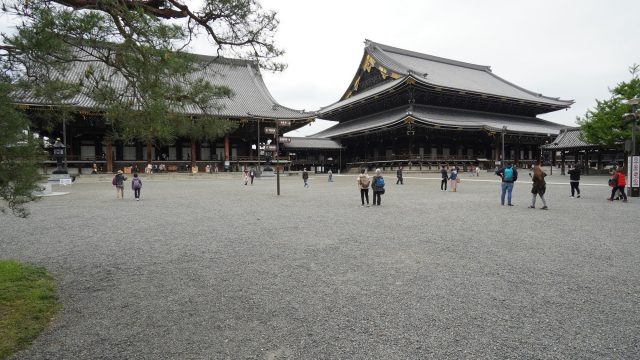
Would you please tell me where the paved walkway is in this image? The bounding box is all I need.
[2,173,638,359]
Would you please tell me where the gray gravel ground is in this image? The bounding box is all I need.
[2,171,639,359]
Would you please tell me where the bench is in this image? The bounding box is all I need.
[59,178,72,186]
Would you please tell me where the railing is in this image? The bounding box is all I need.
[349,155,483,163]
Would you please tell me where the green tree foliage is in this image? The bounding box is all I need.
[0,82,44,218]
[578,65,640,146]
[1,0,283,161]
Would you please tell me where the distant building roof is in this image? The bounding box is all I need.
[282,137,342,150]
[14,47,314,120]
[540,127,603,150]
[314,105,565,138]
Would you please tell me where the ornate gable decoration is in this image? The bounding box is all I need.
[343,53,401,100]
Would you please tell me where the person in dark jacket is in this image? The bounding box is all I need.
[440,166,448,191]
[113,170,127,199]
[131,173,142,201]
[568,165,581,198]
[529,165,548,209]
[396,167,403,185]
[302,168,309,188]
[495,162,518,206]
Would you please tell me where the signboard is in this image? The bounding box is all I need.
[278,137,292,143]
[264,127,276,135]
[264,144,277,151]
[276,120,291,127]
[630,155,639,187]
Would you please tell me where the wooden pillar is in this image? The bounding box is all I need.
[146,142,152,164]
[585,150,590,175]
[191,140,197,167]
[106,140,113,173]
[224,134,230,161]
[597,151,603,170]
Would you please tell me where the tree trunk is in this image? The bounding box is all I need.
[191,140,197,169]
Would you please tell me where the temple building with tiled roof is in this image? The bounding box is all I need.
[541,127,623,175]
[16,46,315,173]
[305,40,574,171]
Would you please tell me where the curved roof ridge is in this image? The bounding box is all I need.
[366,39,491,72]
[485,71,574,105]
[244,63,315,117]
[412,103,562,125]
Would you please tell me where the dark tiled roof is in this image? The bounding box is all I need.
[319,78,403,114]
[314,105,565,138]
[281,137,342,150]
[365,40,573,107]
[540,127,601,150]
[15,47,314,120]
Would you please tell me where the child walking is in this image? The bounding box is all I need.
[131,173,142,201]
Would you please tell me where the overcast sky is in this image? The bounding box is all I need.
[3,1,639,137]
[247,0,640,136]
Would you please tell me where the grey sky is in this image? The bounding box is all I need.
[248,0,640,136]
[3,1,639,137]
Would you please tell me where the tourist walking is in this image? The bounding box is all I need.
[440,166,448,191]
[243,169,249,185]
[302,168,309,188]
[529,165,548,209]
[131,173,142,201]
[357,169,370,207]
[568,165,581,198]
[371,168,385,206]
[396,167,403,185]
[112,170,127,199]
[449,166,458,192]
[608,167,628,202]
[249,168,255,185]
[496,162,518,206]
[328,169,333,182]
[475,165,481,177]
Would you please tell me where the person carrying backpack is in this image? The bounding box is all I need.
[356,168,370,207]
[112,170,127,199]
[131,173,142,201]
[371,168,385,206]
[495,162,518,206]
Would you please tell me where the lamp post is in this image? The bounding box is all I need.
[623,98,639,197]
[501,126,507,166]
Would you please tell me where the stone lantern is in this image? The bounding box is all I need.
[52,138,67,174]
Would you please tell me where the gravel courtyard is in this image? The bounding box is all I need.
[2,172,639,359]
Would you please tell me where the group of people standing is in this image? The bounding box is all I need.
[356,169,386,206]
[440,166,460,192]
[495,162,548,209]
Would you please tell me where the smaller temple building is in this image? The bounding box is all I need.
[15,46,315,174]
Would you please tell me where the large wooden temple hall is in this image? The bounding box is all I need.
[286,40,574,171]
[19,40,574,174]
